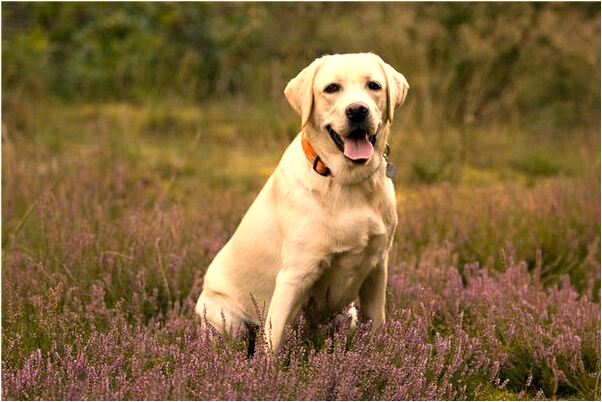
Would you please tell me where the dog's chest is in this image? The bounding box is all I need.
[333,199,389,245]
[306,201,393,317]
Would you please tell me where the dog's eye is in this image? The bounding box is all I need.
[368,81,382,91]
[324,83,341,94]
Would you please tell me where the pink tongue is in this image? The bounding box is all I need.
[343,135,374,161]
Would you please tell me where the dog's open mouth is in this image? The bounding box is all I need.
[327,125,376,164]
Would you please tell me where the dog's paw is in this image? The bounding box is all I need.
[348,303,359,329]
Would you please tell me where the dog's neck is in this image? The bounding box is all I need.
[301,135,331,177]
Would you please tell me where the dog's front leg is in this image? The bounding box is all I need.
[358,254,388,329]
[265,261,321,353]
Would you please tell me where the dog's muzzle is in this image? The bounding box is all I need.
[327,125,377,164]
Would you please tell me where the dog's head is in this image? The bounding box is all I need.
[285,53,409,176]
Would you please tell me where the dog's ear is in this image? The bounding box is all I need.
[284,57,324,128]
[377,57,409,124]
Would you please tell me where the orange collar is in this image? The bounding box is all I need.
[301,136,331,177]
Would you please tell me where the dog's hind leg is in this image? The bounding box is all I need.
[196,291,247,336]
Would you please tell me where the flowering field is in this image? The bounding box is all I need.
[2,102,600,400]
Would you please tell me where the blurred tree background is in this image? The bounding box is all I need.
[3,2,600,133]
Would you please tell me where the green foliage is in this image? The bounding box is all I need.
[3,3,600,132]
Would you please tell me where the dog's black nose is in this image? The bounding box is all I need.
[345,103,369,122]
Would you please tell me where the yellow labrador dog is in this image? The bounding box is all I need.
[196,53,409,353]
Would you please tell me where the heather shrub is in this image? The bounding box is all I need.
[3,242,599,399]
[396,260,600,398]
[2,89,599,401]
[396,177,600,294]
